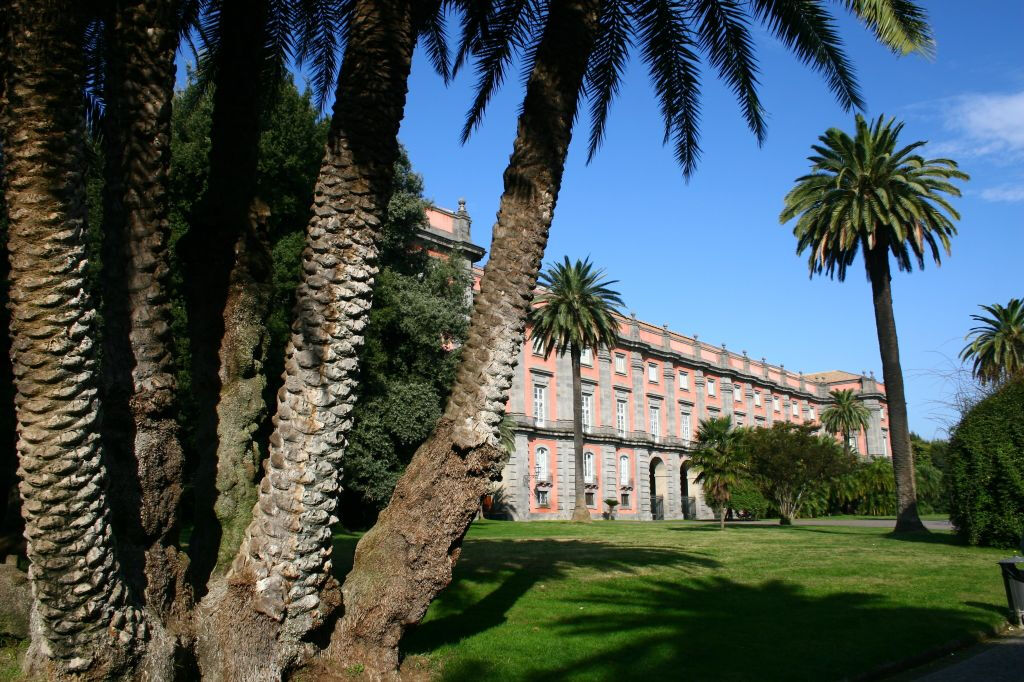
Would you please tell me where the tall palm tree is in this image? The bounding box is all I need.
[336,1,935,674]
[0,2,156,678]
[97,0,192,626]
[780,114,968,533]
[960,299,1024,386]
[529,257,624,522]
[690,416,746,529]
[201,2,461,678]
[821,388,870,456]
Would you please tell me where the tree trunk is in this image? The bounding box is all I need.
[209,200,273,579]
[0,2,162,677]
[865,246,926,533]
[720,503,726,530]
[196,1,417,678]
[571,343,590,521]
[99,0,190,628]
[328,1,602,675]
[185,0,273,591]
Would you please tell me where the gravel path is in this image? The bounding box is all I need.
[730,518,954,531]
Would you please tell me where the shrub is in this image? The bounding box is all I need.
[947,379,1024,548]
[728,479,770,520]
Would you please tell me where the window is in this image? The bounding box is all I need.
[536,446,550,482]
[531,334,545,356]
[848,433,858,451]
[649,405,661,440]
[533,384,547,426]
[809,406,816,421]
[580,347,593,366]
[707,378,717,396]
[614,353,626,374]
[581,393,593,432]
[584,451,595,483]
[881,429,889,456]
[735,414,744,427]
[679,371,690,390]
[792,401,799,417]
[648,363,658,383]
[585,491,596,507]
[620,492,630,507]
[735,385,744,403]
[754,391,762,407]
[680,411,692,441]
[619,455,629,485]
[773,396,780,412]
[616,399,628,436]
[536,489,549,507]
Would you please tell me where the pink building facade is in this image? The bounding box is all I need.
[422,205,891,521]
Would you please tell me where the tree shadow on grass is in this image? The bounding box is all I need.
[432,574,1005,682]
[401,538,718,655]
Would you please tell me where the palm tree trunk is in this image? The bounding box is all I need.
[196,1,417,678]
[571,343,590,521]
[720,504,726,529]
[208,200,273,580]
[185,0,273,591]
[99,0,190,626]
[0,2,155,677]
[328,1,602,674]
[866,246,925,533]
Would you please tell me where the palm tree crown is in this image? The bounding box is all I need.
[690,416,746,528]
[530,256,625,357]
[781,113,969,280]
[457,0,933,176]
[820,388,870,452]
[960,299,1024,385]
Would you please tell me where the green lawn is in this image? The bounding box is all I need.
[1,521,1011,681]
[334,520,1010,681]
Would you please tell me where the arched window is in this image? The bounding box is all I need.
[619,455,629,485]
[584,451,595,483]
[536,446,550,482]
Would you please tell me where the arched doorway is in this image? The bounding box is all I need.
[649,457,667,520]
[680,462,694,520]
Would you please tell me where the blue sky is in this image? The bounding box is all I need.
[390,4,1023,439]
[179,4,1022,438]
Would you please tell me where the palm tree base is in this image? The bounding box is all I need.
[893,517,928,533]
[571,506,592,522]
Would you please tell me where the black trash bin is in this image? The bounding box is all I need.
[997,557,1024,626]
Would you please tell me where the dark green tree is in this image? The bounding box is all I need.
[780,114,968,533]
[745,422,856,525]
[529,257,624,522]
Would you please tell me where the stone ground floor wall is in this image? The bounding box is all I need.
[490,431,715,521]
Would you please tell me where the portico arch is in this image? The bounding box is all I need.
[649,457,667,520]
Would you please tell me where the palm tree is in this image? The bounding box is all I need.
[96,0,192,625]
[0,2,155,678]
[690,417,747,529]
[203,1,460,677]
[821,388,871,456]
[780,114,968,533]
[337,1,936,673]
[529,257,625,522]
[960,299,1024,386]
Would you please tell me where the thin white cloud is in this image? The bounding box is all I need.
[980,183,1024,203]
[931,90,1024,160]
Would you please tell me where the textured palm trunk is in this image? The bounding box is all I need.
[570,343,590,521]
[866,247,925,533]
[186,0,273,590]
[196,1,416,678]
[99,0,190,626]
[329,1,602,674]
[0,2,159,677]
[209,200,273,578]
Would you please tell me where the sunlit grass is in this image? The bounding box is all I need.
[335,520,1010,681]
